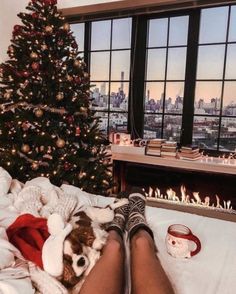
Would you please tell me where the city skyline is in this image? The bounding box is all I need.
[91,73,236,113]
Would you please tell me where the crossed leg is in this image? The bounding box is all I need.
[79,230,125,294]
[130,229,174,294]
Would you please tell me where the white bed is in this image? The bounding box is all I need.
[0,167,236,294]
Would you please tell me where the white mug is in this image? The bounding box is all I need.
[165,224,201,258]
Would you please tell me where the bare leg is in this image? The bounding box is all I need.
[79,230,125,294]
[130,229,174,294]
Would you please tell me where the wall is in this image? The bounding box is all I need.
[0,0,122,62]
[0,0,28,62]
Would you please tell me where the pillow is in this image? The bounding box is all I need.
[60,184,93,206]
[0,167,12,197]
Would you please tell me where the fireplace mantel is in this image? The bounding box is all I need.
[112,151,236,176]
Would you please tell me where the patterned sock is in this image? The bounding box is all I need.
[127,187,154,240]
[107,192,129,238]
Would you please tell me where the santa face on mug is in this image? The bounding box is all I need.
[165,224,201,259]
[166,234,192,258]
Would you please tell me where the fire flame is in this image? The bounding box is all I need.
[145,185,233,211]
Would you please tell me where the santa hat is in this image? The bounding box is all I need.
[42,214,72,278]
[6,214,49,268]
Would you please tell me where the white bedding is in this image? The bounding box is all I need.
[89,194,236,294]
[0,167,236,294]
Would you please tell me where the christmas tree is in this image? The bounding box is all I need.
[0,0,113,195]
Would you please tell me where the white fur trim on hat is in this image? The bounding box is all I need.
[42,214,72,278]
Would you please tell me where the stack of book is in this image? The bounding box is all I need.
[146,139,166,156]
[179,145,202,161]
[161,141,177,158]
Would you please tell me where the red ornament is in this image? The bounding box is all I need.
[13,25,22,37]
[64,162,71,171]
[75,127,81,136]
[74,76,81,84]
[71,42,78,49]
[66,115,74,124]
[31,62,40,71]
[13,25,22,32]
[32,12,38,19]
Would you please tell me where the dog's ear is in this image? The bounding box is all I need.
[73,211,92,227]
[61,256,82,288]
[77,226,96,247]
[63,253,72,263]
[66,230,83,255]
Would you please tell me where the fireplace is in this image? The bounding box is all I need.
[113,159,236,220]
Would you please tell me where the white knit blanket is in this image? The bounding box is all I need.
[0,167,236,294]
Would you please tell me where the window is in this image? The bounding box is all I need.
[89,18,132,134]
[70,4,236,153]
[193,6,236,151]
[144,16,189,141]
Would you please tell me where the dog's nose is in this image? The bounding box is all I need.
[77,257,86,267]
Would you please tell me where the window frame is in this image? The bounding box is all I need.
[68,3,236,155]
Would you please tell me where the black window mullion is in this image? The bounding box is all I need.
[107,20,113,135]
[161,17,170,138]
[181,9,201,146]
[84,21,91,70]
[128,16,147,139]
[217,5,232,151]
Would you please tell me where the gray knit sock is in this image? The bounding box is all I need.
[107,192,129,238]
[127,187,154,239]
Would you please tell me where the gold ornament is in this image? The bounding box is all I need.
[74,60,81,67]
[31,161,39,170]
[56,138,65,148]
[56,92,64,101]
[45,25,53,33]
[30,52,38,59]
[21,144,30,153]
[63,23,70,31]
[84,72,89,78]
[35,108,43,118]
